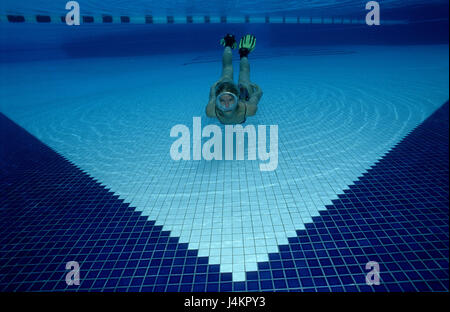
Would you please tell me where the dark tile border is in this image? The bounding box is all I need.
[0,102,448,291]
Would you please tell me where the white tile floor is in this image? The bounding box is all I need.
[1,45,448,281]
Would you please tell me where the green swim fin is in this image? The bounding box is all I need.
[239,34,256,58]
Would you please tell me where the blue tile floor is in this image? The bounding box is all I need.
[0,102,448,292]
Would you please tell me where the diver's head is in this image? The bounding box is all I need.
[215,81,239,113]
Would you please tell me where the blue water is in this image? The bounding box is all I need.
[0,0,448,291]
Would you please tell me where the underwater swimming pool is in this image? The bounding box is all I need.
[0,0,448,292]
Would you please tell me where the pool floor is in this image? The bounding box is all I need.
[0,44,449,291]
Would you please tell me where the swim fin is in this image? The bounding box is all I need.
[239,34,256,58]
[220,34,237,49]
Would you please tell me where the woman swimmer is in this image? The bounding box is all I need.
[205,34,263,125]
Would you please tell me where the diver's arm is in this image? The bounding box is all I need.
[206,99,216,117]
[246,83,262,116]
[206,82,219,117]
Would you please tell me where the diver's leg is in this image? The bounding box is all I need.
[238,34,256,87]
[238,56,252,98]
[221,46,233,81]
[238,56,250,85]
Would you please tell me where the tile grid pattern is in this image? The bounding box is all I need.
[0,101,448,292]
[0,14,375,25]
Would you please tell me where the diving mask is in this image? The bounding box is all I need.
[216,91,238,112]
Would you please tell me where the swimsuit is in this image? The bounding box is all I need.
[239,85,250,101]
